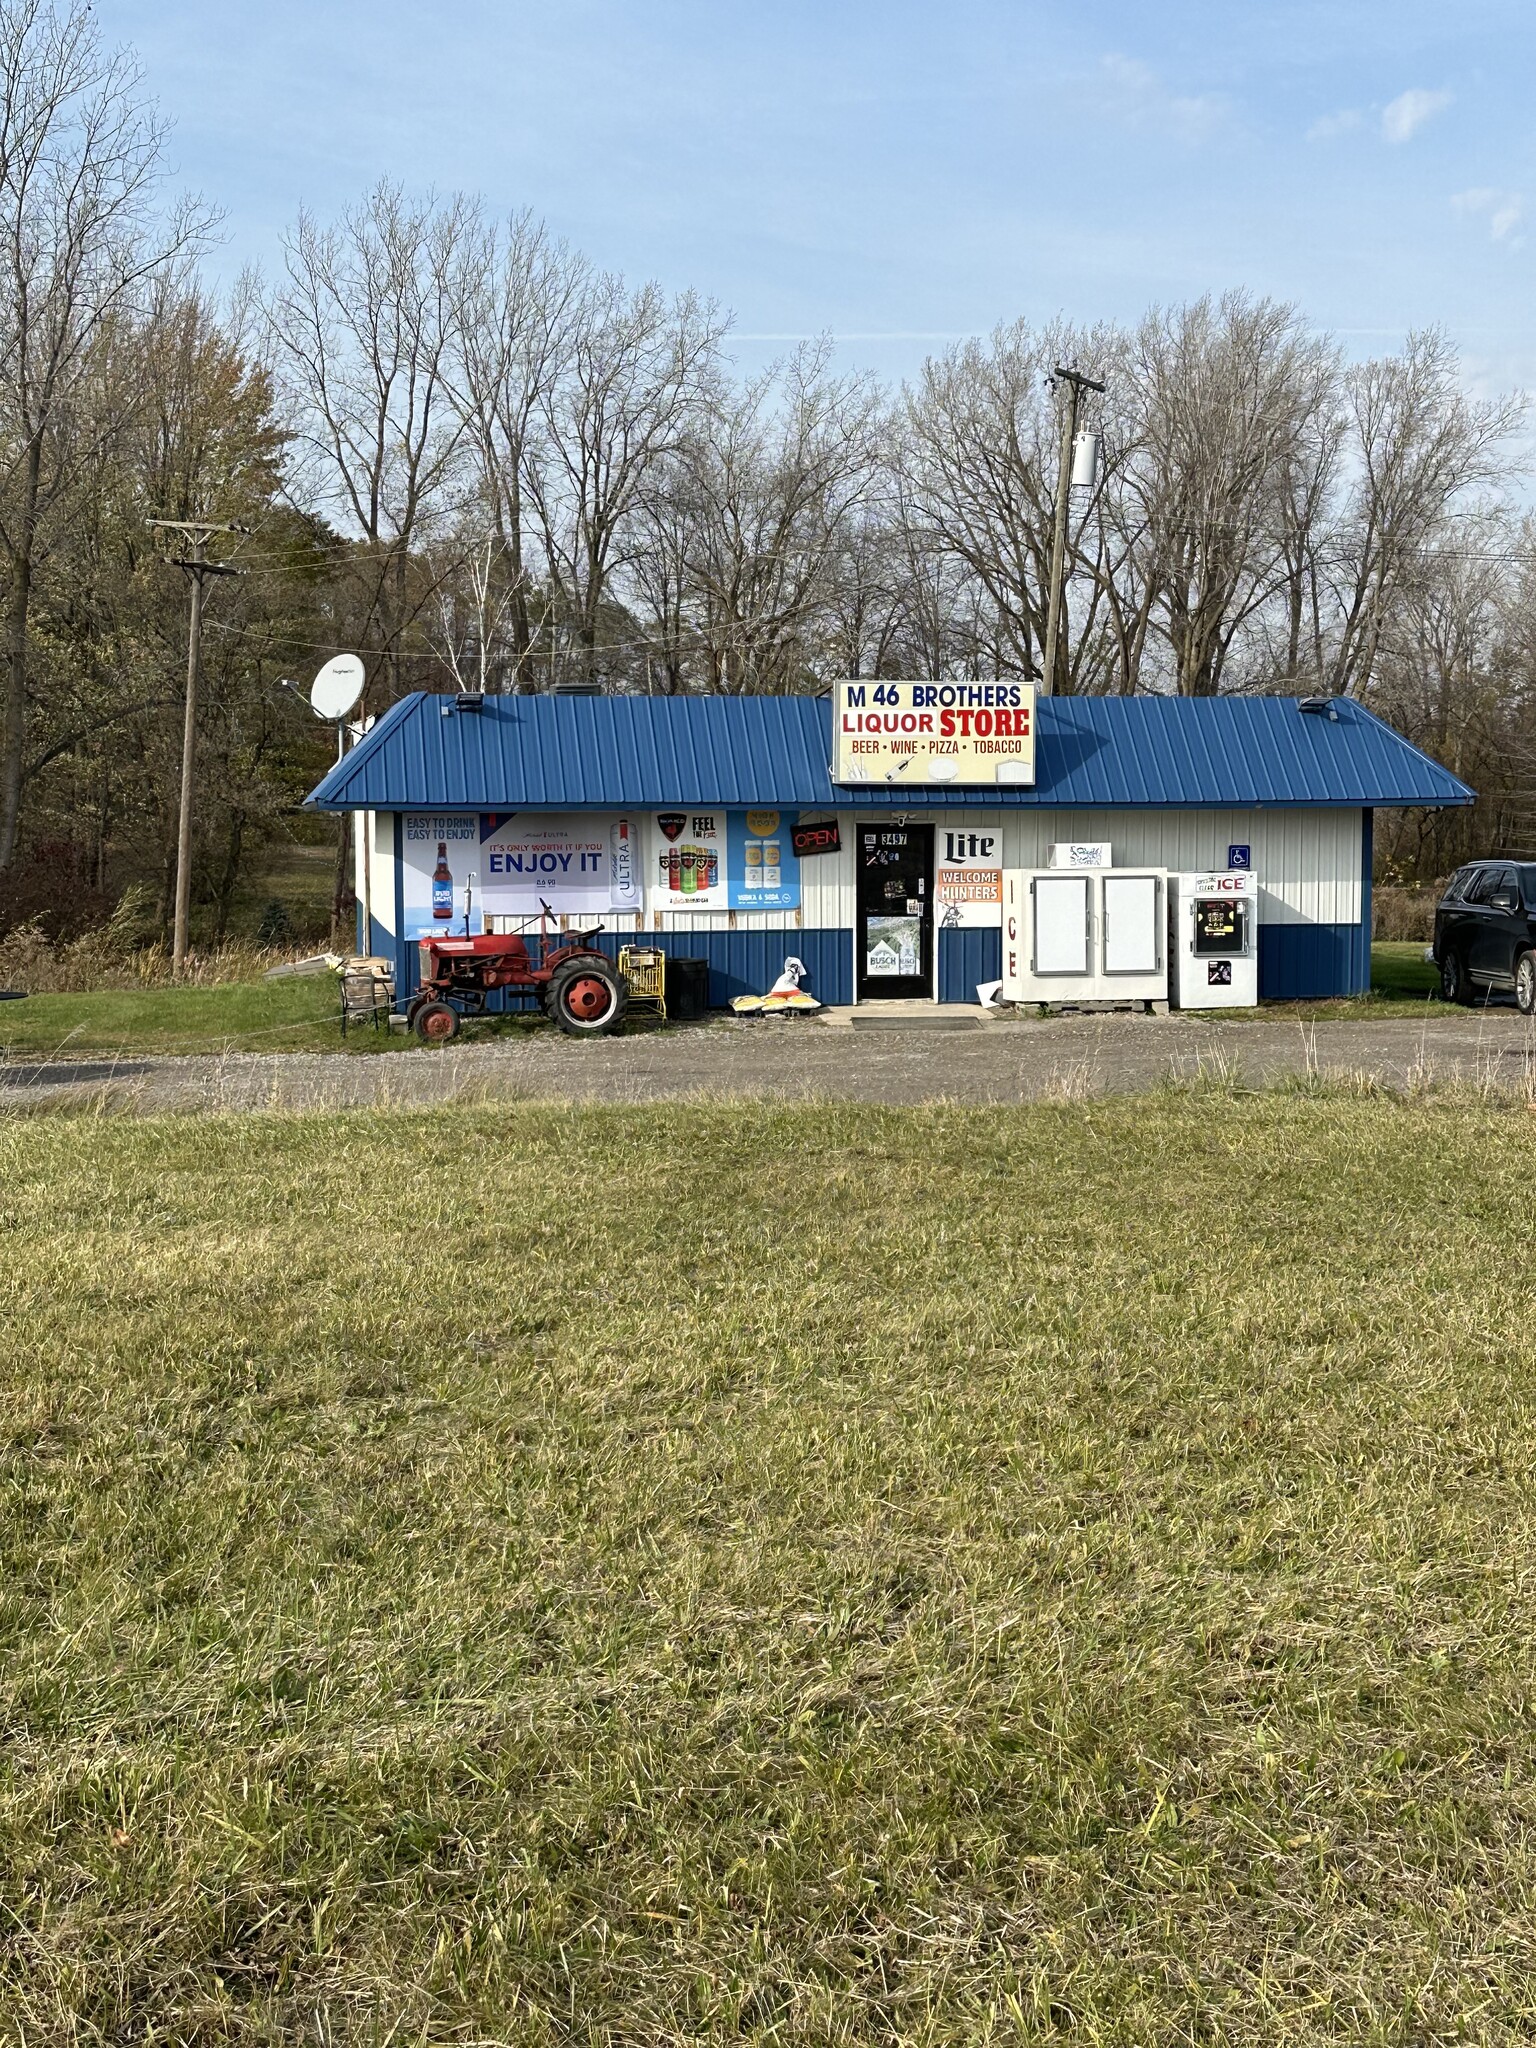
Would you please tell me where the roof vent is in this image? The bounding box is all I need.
[440,692,485,717]
[555,683,602,697]
[1298,694,1340,721]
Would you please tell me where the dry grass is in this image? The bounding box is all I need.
[0,919,297,996]
[3,1096,1536,2043]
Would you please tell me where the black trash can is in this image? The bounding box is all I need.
[665,956,710,1020]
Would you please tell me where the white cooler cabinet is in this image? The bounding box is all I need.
[1001,868,1169,1004]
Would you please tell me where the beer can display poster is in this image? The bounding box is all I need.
[728,810,800,911]
[653,810,728,910]
[401,813,483,938]
[935,825,1003,929]
[651,810,803,913]
[833,680,1036,787]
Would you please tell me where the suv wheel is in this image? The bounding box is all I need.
[1440,949,1474,1006]
[1517,951,1536,1016]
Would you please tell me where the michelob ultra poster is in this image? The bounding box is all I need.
[833,680,1036,787]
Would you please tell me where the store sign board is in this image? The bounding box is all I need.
[832,680,1036,787]
[936,826,1003,929]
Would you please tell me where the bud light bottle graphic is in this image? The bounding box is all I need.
[432,842,454,920]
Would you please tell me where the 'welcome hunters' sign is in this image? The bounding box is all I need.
[832,681,1036,788]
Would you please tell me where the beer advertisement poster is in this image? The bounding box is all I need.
[651,810,728,910]
[401,812,482,938]
[477,814,639,919]
[833,680,1036,787]
[935,825,1003,929]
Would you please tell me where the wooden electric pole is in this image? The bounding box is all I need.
[150,519,245,974]
[1040,365,1106,698]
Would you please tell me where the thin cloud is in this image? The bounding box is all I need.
[1381,88,1452,144]
[1307,108,1362,142]
[1452,187,1525,247]
[1099,54,1228,144]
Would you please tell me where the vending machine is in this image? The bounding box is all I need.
[1169,871,1259,1009]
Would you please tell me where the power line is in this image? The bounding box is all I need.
[149,519,247,974]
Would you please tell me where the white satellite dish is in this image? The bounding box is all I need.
[310,653,366,721]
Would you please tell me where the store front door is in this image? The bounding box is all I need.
[855,823,934,999]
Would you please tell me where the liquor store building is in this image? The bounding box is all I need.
[305,689,1471,1009]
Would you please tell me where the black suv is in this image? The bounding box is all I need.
[1434,860,1536,1010]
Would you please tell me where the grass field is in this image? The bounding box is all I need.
[0,973,364,1057]
[3,1094,1536,2043]
[0,943,1455,1062]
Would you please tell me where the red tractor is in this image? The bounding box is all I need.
[407,903,629,1043]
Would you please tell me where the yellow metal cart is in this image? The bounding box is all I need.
[617,945,666,1021]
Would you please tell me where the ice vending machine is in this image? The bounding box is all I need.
[1169,871,1258,1008]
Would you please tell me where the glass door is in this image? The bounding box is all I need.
[856,824,934,999]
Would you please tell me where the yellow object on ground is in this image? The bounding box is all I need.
[730,955,823,1016]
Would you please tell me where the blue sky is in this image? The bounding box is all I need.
[108,0,1532,393]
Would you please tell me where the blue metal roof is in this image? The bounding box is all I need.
[306,690,1474,813]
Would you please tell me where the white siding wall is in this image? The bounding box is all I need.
[355,811,397,944]
[414,805,1363,939]
[658,807,1360,934]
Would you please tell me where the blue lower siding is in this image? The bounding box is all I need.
[588,929,853,1009]
[1259,922,1370,1000]
[391,917,1369,1009]
[938,926,1002,1003]
[393,928,852,1010]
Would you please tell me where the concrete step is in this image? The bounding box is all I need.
[847,1007,982,1032]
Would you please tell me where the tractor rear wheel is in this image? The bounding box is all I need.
[412,999,460,1045]
[549,959,628,1035]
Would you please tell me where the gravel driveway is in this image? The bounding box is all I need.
[4,1007,1534,1112]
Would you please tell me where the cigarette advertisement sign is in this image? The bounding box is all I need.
[936,826,1003,928]
[833,680,1036,787]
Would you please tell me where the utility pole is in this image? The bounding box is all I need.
[150,520,245,975]
[1040,365,1106,697]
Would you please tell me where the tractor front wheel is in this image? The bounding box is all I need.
[549,960,628,1036]
[412,999,461,1045]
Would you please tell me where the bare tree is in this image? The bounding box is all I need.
[645,344,885,691]
[266,181,473,705]
[450,210,585,688]
[1120,293,1339,695]
[1327,329,1524,699]
[525,273,724,682]
[902,321,1123,688]
[0,0,209,869]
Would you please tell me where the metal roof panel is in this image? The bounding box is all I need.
[307,691,1475,812]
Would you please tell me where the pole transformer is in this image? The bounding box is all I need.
[1040,365,1106,698]
[149,519,245,974]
